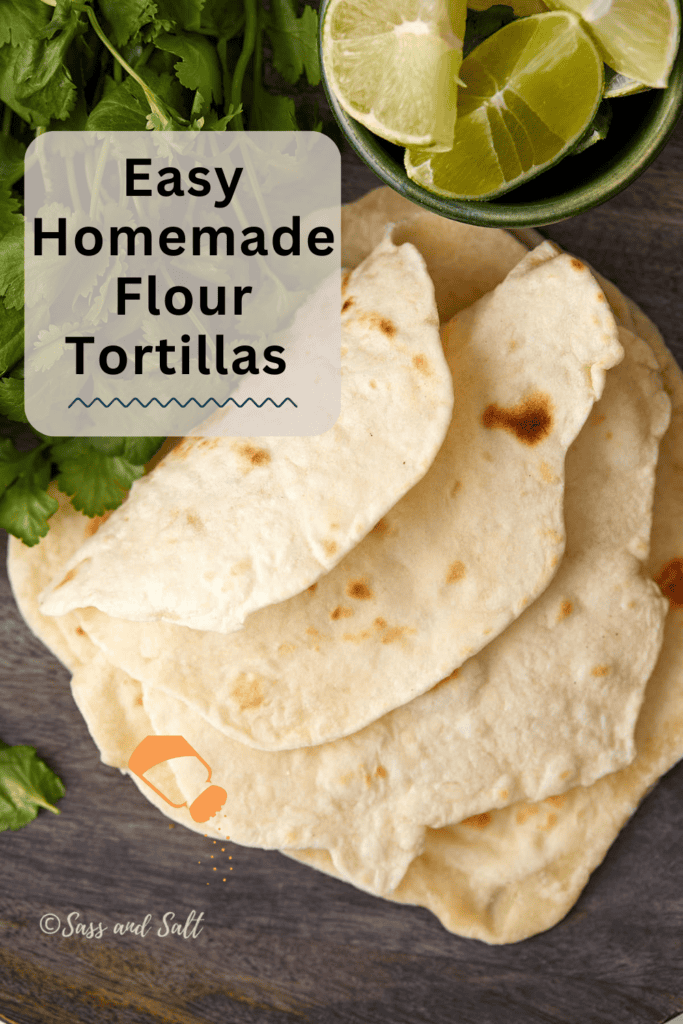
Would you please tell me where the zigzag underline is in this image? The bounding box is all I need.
[68,396,298,409]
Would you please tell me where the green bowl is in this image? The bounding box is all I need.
[319,0,683,227]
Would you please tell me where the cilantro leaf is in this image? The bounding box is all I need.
[85,75,151,130]
[10,7,84,123]
[0,0,50,49]
[0,447,58,546]
[0,135,26,191]
[156,31,223,114]
[154,0,205,34]
[250,89,298,132]
[0,224,24,310]
[0,742,65,831]
[52,439,146,516]
[265,1,320,87]
[0,436,30,491]
[123,436,165,464]
[0,187,23,241]
[0,374,26,423]
[98,0,158,48]
[199,0,244,40]
[0,300,23,375]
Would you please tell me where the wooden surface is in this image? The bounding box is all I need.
[2,102,683,1024]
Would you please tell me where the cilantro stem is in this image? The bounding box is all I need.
[250,16,264,131]
[82,4,171,127]
[230,0,257,130]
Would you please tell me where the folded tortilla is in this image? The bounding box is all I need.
[39,237,454,635]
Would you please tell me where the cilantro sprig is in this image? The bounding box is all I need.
[0,0,323,545]
[0,737,65,830]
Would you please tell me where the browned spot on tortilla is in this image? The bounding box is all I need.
[482,392,552,446]
[135,695,144,706]
[571,258,585,271]
[446,560,466,584]
[655,558,683,607]
[558,600,573,621]
[606,431,613,440]
[546,794,566,808]
[560,770,571,780]
[231,673,264,712]
[306,627,320,637]
[363,772,372,787]
[371,518,388,536]
[498,789,509,801]
[85,510,112,536]
[462,812,492,830]
[278,643,296,655]
[323,539,338,557]
[539,461,558,484]
[369,379,377,389]
[374,617,387,629]
[347,579,372,600]
[331,605,353,621]
[538,812,558,830]
[412,354,429,373]
[238,444,271,467]
[342,297,354,313]
[186,511,202,528]
[341,270,351,293]
[75,626,86,636]
[596,291,606,302]
[451,480,461,497]
[307,583,317,594]
[592,413,606,425]
[375,765,387,779]
[516,805,538,825]
[592,665,610,677]
[361,311,396,338]
[55,567,78,589]
[381,626,410,645]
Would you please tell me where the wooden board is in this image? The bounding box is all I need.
[2,102,683,1024]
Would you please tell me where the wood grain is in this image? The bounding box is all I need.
[2,76,683,1024]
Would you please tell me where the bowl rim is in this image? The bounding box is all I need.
[319,0,683,227]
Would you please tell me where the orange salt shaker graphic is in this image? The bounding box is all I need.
[128,736,227,823]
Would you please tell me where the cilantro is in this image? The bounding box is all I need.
[0,0,328,546]
[0,739,65,831]
[0,302,23,375]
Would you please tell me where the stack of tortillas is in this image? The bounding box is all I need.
[9,188,683,944]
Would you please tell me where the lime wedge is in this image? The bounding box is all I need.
[322,0,467,150]
[405,12,603,199]
[544,0,681,87]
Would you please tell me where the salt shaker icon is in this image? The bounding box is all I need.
[128,736,227,823]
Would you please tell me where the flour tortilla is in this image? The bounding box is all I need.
[7,312,667,898]
[287,306,683,943]
[39,237,454,635]
[60,243,621,752]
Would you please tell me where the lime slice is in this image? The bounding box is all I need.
[544,0,681,87]
[405,12,603,199]
[603,66,650,98]
[322,0,467,150]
